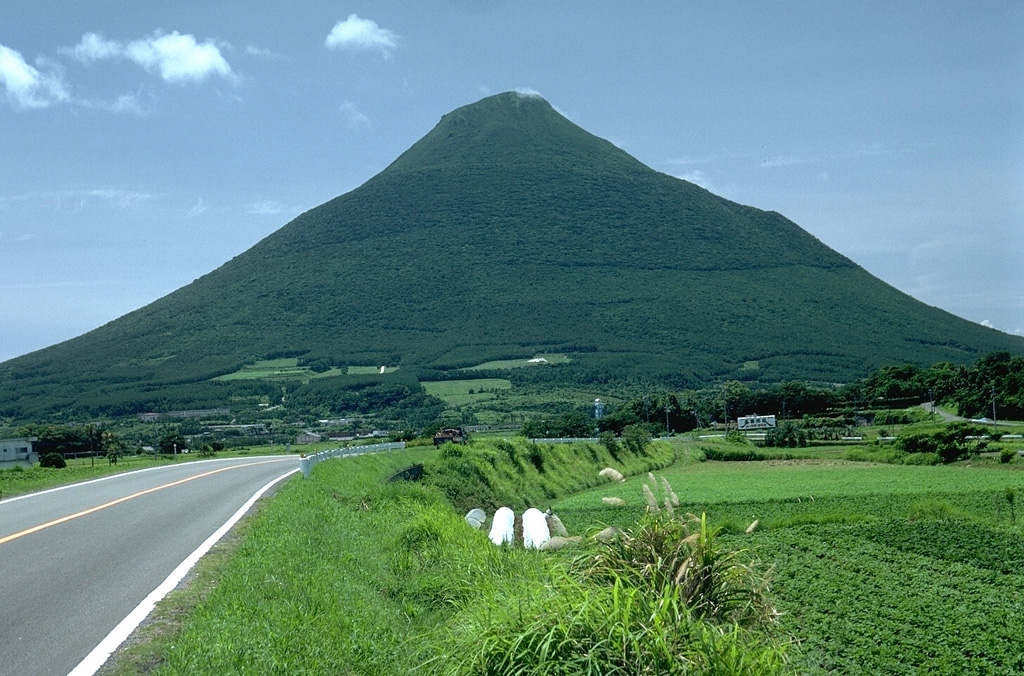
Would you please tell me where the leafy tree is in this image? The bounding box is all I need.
[19,424,91,457]
[39,452,66,469]
[102,430,124,465]
[933,422,987,463]
[596,406,641,435]
[159,432,188,455]
[894,432,940,456]
[763,422,807,448]
[621,423,654,454]
[522,411,594,438]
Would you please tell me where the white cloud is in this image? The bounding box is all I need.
[68,32,122,62]
[666,157,708,166]
[0,43,70,109]
[248,200,282,215]
[325,15,398,57]
[8,188,157,209]
[80,93,144,114]
[187,198,209,216]
[513,87,543,98]
[339,101,371,128]
[980,319,994,328]
[760,155,808,168]
[245,45,277,58]
[675,170,712,190]
[67,31,234,83]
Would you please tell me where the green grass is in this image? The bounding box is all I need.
[0,455,176,500]
[0,448,302,500]
[461,353,571,370]
[552,457,1024,675]
[212,358,350,382]
[113,444,792,675]
[347,365,401,374]
[422,378,512,406]
[90,435,1024,675]
[136,451,436,675]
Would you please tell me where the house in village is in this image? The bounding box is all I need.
[0,437,38,468]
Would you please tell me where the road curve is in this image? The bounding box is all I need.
[0,456,299,676]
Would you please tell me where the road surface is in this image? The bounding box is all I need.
[0,456,298,676]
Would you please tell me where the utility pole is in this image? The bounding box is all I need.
[992,385,998,435]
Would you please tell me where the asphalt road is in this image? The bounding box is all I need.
[0,456,299,676]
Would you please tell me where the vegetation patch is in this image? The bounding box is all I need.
[422,435,675,513]
[348,365,401,375]
[553,458,1024,675]
[461,353,571,370]
[421,378,513,407]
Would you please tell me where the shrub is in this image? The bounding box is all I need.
[582,510,777,626]
[39,453,66,469]
[725,429,748,444]
[622,423,654,454]
[900,451,940,466]
[907,499,968,521]
[762,422,807,448]
[1000,447,1015,464]
[703,447,796,462]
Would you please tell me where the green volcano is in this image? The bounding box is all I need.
[2,92,1021,418]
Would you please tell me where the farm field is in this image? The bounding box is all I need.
[427,380,630,426]
[212,358,345,381]
[555,458,1024,675]
[461,353,571,370]
[421,378,513,407]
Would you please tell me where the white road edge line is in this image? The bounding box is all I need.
[66,467,300,676]
[0,455,296,506]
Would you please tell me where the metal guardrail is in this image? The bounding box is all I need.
[298,441,405,478]
[529,438,601,444]
[529,437,677,444]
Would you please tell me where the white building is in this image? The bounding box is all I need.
[0,437,38,468]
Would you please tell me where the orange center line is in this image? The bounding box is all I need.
[0,459,289,546]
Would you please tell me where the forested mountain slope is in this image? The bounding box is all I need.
[2,92,1020,418]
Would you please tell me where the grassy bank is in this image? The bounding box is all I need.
[103,440,794,675]
[422,435,677,513]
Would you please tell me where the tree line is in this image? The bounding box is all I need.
[533,352,1023,437]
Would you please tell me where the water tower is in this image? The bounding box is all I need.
[594,398,605,419]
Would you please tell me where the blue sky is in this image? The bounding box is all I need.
[1,1,1021,363]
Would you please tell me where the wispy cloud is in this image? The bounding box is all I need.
[244,44,278,58]
[65,31,234,84]
[8,188,158,209]
[666,157,709,166]
[248,200,283,215]
[675,170,713,190]
[339,101,371,128]
[325,15,399,58]
[187,198,209,216]
[760,155,807,168]
[81,93,145,114]
[0,42,70,109]
[759,143,900,169]
[513,87,542,98]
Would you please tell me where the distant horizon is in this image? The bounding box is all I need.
[2,2,1021,362]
